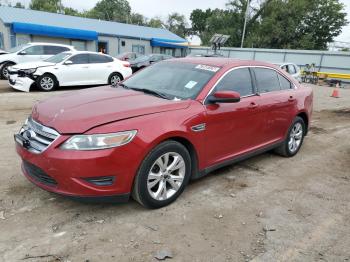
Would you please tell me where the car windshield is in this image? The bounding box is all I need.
[122,62,220,100]
[8,44,31,53]
[45,52,72,63]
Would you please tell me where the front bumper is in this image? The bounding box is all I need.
[9,74,34,92]
[15,134,143,202]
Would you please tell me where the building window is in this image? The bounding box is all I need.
[71,40,86,51]
[132,45,145,55]
[121,40,126,46]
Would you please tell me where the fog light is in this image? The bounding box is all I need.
[84,176,115,186]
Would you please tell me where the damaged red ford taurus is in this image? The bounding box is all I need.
[14,58,313,208]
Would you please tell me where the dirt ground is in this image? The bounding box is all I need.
[0,81,349,262]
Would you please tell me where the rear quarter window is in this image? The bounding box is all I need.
[254,68,280,93]
[278,74,293,90]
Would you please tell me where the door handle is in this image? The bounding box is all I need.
[82,66,89,69]
[288,96,295,102]
[249,102,258,109]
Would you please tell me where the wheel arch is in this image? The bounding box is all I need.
[36,72,60,91]
[109,71,124,80]
[146,133,200,181]
[296,111,309,135]
[0,60,16,66]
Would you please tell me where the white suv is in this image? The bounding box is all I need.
[0,42,75,79]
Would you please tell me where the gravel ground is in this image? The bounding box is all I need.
[0,81,349,262]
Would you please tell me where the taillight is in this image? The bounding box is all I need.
[122,62,131,67]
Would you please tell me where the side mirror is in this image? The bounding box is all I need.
[64,60,73,65]
[208,91,241,103]
[18,51,27,55]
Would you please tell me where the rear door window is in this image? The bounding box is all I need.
[70,54,89,64]
[44,46,70,55]
[23,45,45,55]
[89,54,113,63]
[254,68,281,93]
[215,68,254,97]
[278,74,293,90]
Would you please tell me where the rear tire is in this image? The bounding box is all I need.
[132,141,191,209]
[108,72,123,87]
[36,74,58,92]
[275,116,305,157]
[1,62,15,79]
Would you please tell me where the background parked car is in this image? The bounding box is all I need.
[130,53,173,72]
[0,42,75,80]
[8,51,132,92]
[186,52,224,57]
[274,62,301,82]
[116,52,140,61]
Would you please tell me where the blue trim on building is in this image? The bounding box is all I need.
[151,38,188,49]
[12,22,98,41]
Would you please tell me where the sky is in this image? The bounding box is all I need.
[7,0,350,42]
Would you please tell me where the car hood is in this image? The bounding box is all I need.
[12,61,55,70]
[32,86,191,134]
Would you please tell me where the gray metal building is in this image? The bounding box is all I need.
[0,6,188,57]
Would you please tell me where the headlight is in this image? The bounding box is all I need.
[22,68,37,74]
[60,130,137,151]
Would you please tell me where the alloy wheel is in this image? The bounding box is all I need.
[40,77,54,90]
[147,152,185,201]
[110,75,121,86]
[288,122,303,153]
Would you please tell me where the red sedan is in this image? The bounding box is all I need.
[15,58,313,208]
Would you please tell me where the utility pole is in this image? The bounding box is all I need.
[240,0,250,48]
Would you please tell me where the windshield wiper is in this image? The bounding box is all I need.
[115,84,172,100]
[135,88,172,100]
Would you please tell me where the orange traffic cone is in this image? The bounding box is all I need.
[331,83,340,98]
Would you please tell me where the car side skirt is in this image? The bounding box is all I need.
[194,141,283,179]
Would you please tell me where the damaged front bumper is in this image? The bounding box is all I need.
[8,74,35,92]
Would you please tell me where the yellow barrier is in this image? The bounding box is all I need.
[316,72,350,80]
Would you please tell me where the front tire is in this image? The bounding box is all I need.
[275,116,305,157]
[36,74,58,92]
[132,141,192,209]
[1,62,15,79]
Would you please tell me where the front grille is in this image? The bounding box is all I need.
[17,117,60,154]
[23,161,57,186]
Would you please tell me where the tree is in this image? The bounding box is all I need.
[130,13,147,25]
[29,0,61,13]
[165,12,188,38]
[190,0,348,50]
[86,0,131,23]
[250,0,348,50]
[14,2,25,8]
[148,17,164,28]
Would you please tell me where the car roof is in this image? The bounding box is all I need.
[168,57,279,69]
[27,42,74,48]
[67,51,112,56]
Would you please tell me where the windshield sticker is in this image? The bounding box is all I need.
[195,65,220,72]
[185,81,198,89]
